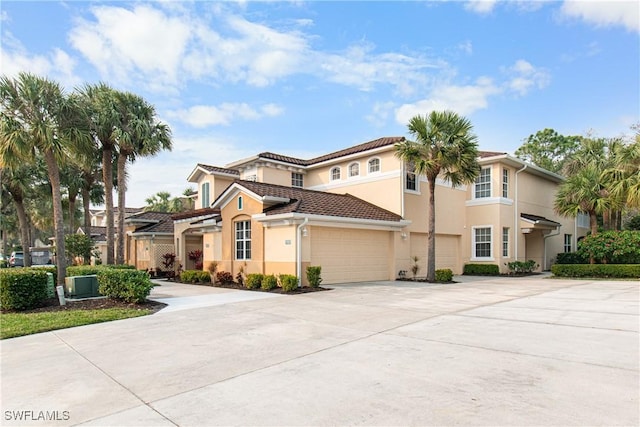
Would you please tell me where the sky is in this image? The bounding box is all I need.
[1,0,639,208]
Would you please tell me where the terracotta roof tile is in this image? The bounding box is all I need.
[197,164,240,175]
[478,151,507,158]
[236,180,402,222]
[171,207,221,221]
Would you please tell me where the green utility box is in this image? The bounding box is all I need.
[64,275,101,298]
[45,272,55,298]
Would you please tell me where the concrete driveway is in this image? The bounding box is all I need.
[1,276,638,426]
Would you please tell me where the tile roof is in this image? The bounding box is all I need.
[478,151,507,158]
[521,213,561,226]
[196,164,240,176]
[127,211,174,222]
[133,219,175,234]
[171,207,221,221]
[78,226,108,242]
[236,180,403,222]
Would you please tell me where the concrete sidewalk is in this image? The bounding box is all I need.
[1,277,638,426]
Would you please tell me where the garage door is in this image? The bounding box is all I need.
[310,227,390,284]
[436,234,460,273]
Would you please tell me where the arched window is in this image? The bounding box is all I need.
[368,158,381,173]
[348,162,360,177]
[238,196,243,211]
[330,167,341,181]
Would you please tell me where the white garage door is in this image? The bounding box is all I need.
[436,234,460,273]
[310,227,390,284]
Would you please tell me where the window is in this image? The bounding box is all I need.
[291,172,303,188]
[502,168,509,198]
[502,227,509,257]
[201,182,210,208]
[577,212,589,228]
[348,162,360,177]
[475,167,491,198]
[330,167,341,181]
[474,227,492,258]
[235,221,251,260]
[368,158,380,173]
[405,162,417,191]
[564,234,572,253]
[237,196,243,211]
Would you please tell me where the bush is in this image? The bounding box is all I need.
[435,269,453,282]
[0,269,49,311]
[555,252,588,265]
[505,260,538,274]
[67,264,135,277]
[261,274,278,291]
[463,264,500,275]
[245,273,264,290]
[306,266,322,288]
[23,266,57,276]
[578,231,640,264]
[216,271,234,284]
[96,269,154,303]
[180,270,211,284]
[551,264,640,279]
[279,274,298,293]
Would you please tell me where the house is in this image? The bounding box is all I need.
[79,207,143,265]
[123,211,175,273]
[174,136,589,285]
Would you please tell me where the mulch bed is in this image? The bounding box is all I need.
[168,279,331,294]
[2,297,167,314]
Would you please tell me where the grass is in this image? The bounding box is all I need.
[0,308,153,339]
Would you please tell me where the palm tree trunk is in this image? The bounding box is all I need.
[102,147,114,265]
[13,196,32,267]
[82,186,91,232]
[68,194,77,234]
[43,150,66,285]
[426,176,436,282]
[588,210,598,264]
[116,153,127,264]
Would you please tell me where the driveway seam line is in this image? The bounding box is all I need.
[451,313,639,333]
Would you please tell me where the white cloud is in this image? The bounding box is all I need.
[560,0,640,33]
[504,59,550,96]
[366,101,396,127]
[465,0,498,14]
[167,102,284,128]
[395,77,501,124]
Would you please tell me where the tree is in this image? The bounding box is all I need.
[65,233,95,265]
[395,111,480,282]
[0,73,91,284]
[515,128,582,173]
[144,191,184,213]
[605,128,640,209]
[0,165,33,266]
[112,91,172,264]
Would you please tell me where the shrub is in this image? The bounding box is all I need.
[463,264,500,275]
[551,264,640,279]
[306,266,322,288]
[0,269,48,311]
[279,274,298,293]
[180,270,211,284]
[435,269,453,282]
[578,231,640,264]
[261,274,277,291]
[23,266,57,276]
[207,262,218,283]
[505,260,538,274]
[245,273,264,290]
[161,253,176,274]
[625,215,640,230]
[555,252,588,265]
[67,264,135,277]
[216,271,234,284]
[96,269,154,303]
[65,233,95,265]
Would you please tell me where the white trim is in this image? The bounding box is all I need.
[329,166,341,182]
[254,212,411,230]
[367,157,381,174]
[348,161,360,178]
[308,144,396,169]
[471,225,494,261]
[473,166,492,199]
[465,197,513,207]
[310,169,400,191]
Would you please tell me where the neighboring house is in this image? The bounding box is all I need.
[123,211,175,272]
[175,136,589,285]
[76,226,107,265]
[80,206,142,265]
[90,207,142,227]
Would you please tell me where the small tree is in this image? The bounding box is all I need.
[65,234,95,265]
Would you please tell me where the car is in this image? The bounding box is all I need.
[9,251,24,267]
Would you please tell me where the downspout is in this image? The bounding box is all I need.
[514,164,528,261]
[296,217,309,287]
[543,227,561,270]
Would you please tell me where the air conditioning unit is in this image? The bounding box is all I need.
[64,275,101,298]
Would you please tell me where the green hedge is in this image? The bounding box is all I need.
[96,269,154,303]
[551,264,640,278]
[463,264,500,275]
[180,270,211,284]
[261,274,277,291]
[67,264,135,277]
[306,266,322,288]
[0,269,48,311]
[22,266,57,276]
[435,269,453,282]
[555,252,588,264]
[279,274,298,293]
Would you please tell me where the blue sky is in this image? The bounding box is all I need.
[2,1,638,207]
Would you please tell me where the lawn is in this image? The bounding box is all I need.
[1,308,153,339]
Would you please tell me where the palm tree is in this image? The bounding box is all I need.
[605,132,640,209]
[395,111,480,282]
[0,165,33,266]
[112,91,172,264]
[144,191,184,213]
[0,73,91,284]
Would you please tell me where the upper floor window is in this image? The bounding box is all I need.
[564,234,572,253]
[475,167,491,198]
[348,162,360,177]
[237,196,243,211]
[235,220,251,260]
[330,167,341,181]
[405,161,417,191]
[291,172,303,188]
[368,158,380,174]
[201,182,210,208]
[502,168,509,198]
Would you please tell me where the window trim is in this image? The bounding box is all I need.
[291,172,303,188]
[564,234,572,253]
[474,167,491,199]
[348,162,360,178]
[471,225,494,261]
[330,167,341,181]
[235,220,251,260]
[237,196,243,211]
[502,168,509,199]
[405,161,418,192]
[367,157,381,174]
[201,182,210,208]
[502,227,509,258]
